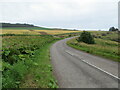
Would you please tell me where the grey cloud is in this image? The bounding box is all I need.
[0,0,119,30]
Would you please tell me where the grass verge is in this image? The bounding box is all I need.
[20,40,58,88]
[67,38,119,62]
[20,41,58,88]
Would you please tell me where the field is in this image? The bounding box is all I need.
[1,29,80,35]
[67,31,119,62]
[1,26,53,30]
[2,35,61,88]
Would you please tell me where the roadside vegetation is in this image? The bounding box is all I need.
[2,35,61,88]
[67,31,119,62]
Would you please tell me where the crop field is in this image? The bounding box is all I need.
[67,31,119,62]
[2,35,60,88]
[1,29,39,35]
[1,29,80,35]
[34,30,80,35]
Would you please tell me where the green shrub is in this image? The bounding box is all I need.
[101,33,107,36]
[78,31,95,44]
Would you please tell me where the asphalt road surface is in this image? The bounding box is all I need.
[50,37,119,88]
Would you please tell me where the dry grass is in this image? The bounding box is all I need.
[34,30,80,35]
[2,29,80,35]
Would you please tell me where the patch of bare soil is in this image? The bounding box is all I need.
[39,32,49,35]
[29,29,34,31]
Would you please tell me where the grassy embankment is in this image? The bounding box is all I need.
[67,31,119,62]
[2,36,61,88]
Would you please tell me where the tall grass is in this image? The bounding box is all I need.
[67,38,119,62]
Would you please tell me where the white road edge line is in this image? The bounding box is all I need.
[65,50,75,56]
[81,59,120,80]
[65,50,120,80]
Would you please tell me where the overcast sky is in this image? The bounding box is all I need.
[0,0,119,30]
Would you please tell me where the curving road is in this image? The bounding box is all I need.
[50,37,119,88]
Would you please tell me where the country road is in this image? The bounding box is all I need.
[50,37,119,88]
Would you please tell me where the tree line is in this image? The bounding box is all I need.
[1,23,38,28]
[109,27,119,31]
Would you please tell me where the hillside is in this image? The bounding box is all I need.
[0,23,53,30]
[1,23,80,35]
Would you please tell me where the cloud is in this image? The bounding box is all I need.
[0,0,119,30]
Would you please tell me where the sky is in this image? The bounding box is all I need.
[0,0,119,30]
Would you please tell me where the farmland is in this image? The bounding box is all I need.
[2,35,61,88]
[1,29,80,35]
[1,23,80,35]
[67,31,119,62]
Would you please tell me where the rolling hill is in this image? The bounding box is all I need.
[1,23,53,30]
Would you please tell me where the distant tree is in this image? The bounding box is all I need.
[109,27,115,31]
[109,27,119,31]
[115,28,119,31]
[78,31,95,44]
